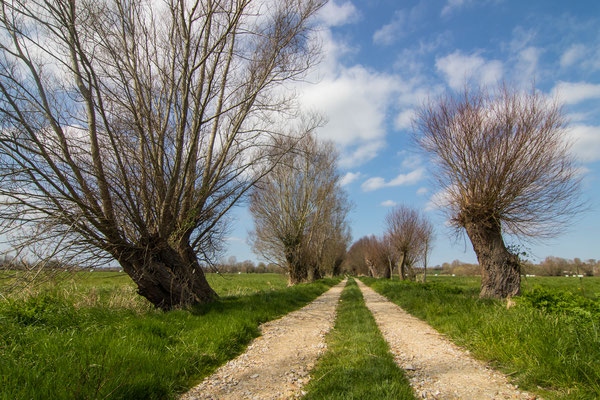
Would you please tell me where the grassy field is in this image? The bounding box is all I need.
[425,274,600,298]
[303,278,415,400]
[0,271,337,400]
[362,276,600,399]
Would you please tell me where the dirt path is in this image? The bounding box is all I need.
[181,280,346,400]
[356,279,537,400]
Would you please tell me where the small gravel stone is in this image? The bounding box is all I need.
[356,280,539,400]
[181,280,346,400]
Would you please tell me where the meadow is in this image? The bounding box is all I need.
[362,275,600,399]
[0,271,338,400]
[2,272,599,399]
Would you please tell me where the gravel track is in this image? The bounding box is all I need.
[356,279,538,400]
[181,280,347,400]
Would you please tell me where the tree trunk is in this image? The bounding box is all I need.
[365,258,377,277]
[286,247,307,285]
[118,240,218,310]
[464,219,521,298]
[308,264,322,281]
[423,242,428,283]
[398,252,406,280]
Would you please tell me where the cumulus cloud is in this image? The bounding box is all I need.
[435,50,503,90]
[560,44,587,68]
[551,81,600,105]
[401,154,422,169]
[395,109,415,130]
[301,65,400,167]
[340,171,362,186]
[380,200,398,207]
[515,47,540,85]
[317,1,359,27]
[425,187,453,211]
[441,0,469,16]
[361,168,425,191]
[417,187,429,196]
[567,125,600,163]
[373,2,425,46]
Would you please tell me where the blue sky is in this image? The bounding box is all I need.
[225,0,600,266]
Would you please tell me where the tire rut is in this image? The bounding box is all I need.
[356,279,538,400]
[181,280,347,400]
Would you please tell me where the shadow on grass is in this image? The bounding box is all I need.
[0,277,340,400]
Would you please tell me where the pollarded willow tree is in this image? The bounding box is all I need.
[385,205,431,281]
[249,134,351,284]
[0,0,325,309]
[414,85,583,298]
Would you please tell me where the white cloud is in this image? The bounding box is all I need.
[425,187,453,211]
[435,51,503,90]
[395,109,415,130]
[551,81,600,105]
[417,187,429,196]
[380,200,398,207]
[362,177,386,192]
[515,47,540,85]
[441,0,468,16]
[361,168,425,191]
[373,3,425,46]
[401,154,422,169]
[301,65,400,167]
[560,44,587,68]
[568,125,600,163]
[340,171,362,186]
[317,1,359,27]
[441,0,502,17]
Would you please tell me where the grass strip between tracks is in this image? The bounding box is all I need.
[303,278,415,400]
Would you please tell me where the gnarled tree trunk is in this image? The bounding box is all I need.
[464,219,521,298]
[397,252,407,280]
[118,240,217,310]
[286,246,308,285]
[365,258,377,278]
[308,263,322,281]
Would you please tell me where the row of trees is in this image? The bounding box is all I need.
[343,206,434,281]
[434,257,600,277]
[0,0,584,307]
[249,135,351,284]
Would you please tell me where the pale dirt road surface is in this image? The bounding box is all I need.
[356,279,538,400]
[181,280,346,400]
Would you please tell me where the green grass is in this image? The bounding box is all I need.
[361,277,600,399]
[1,271,289,305]
[425,275,600,298]
[303,278,415,400]
[0,273,338,400]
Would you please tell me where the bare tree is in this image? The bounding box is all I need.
[419,217,433,282]
[414,84,582,298]
[343,235,391,278]
[249,134,350,284]
[0,0,325,309]
[385,205,431,281]
[342,237,369,276]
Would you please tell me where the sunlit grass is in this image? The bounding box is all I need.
[361,277,600,400]
[0,273,338,400]
[303,278,415,400]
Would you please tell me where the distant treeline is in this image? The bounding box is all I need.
[0,256,285,274]
[432,257,600,277]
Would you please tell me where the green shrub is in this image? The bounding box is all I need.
[518,287,600,320]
